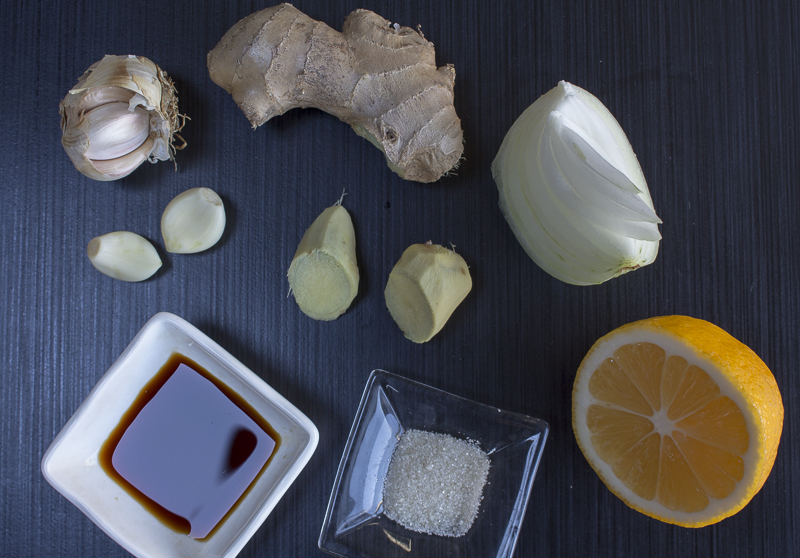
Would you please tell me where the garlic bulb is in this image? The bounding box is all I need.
[161,188,226,253]
[87,232,162,282]
[492,81,661,286]
[60,55,186,181]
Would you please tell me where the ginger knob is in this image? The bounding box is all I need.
[384,243,472,343]
[288,205,359,321]
[207,4,463,183]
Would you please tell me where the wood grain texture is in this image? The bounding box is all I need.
[1,0,798,557]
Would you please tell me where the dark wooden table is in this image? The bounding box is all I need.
[2,1,798,556]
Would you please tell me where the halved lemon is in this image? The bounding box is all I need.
[572,316,783,527]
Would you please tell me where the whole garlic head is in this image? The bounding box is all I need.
[60,55,186,181]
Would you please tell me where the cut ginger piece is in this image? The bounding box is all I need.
[288,204,359,321]
[384,242,471,343]
[572,316,783,527]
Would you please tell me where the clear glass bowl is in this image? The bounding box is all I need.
[41,312,318,558]
[319,370,549,558]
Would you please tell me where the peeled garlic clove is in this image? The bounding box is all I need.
[87,232,162,282]
[161,188,226,253]
[492,81,661,285]
[60,55,186,181]
[384,243,472,343]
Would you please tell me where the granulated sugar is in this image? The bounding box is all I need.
[382,430,490,537]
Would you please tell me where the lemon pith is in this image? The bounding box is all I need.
[572,316,783,527]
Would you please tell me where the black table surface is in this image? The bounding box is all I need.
[2,1,798,557]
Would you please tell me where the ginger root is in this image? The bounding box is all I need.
[208,4,463,183]
[385,243,472,343]
[288,204,359,321]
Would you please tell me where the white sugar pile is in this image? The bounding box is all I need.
[382,430,490,537]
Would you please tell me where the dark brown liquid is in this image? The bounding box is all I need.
[99,353,281,539]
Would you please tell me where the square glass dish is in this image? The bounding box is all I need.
[319,370,549,558]
[41,312,318,558]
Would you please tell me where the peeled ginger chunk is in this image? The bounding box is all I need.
[288,205,359,321]
[385,243,472,343]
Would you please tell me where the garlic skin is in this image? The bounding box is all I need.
[492,81,661,286]
[60,55,186,181]
[161,188,226,253]
[87,232,162,282]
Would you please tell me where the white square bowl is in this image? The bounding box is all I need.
[41,312,319,558]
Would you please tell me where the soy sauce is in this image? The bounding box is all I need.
[99,353,281,539]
